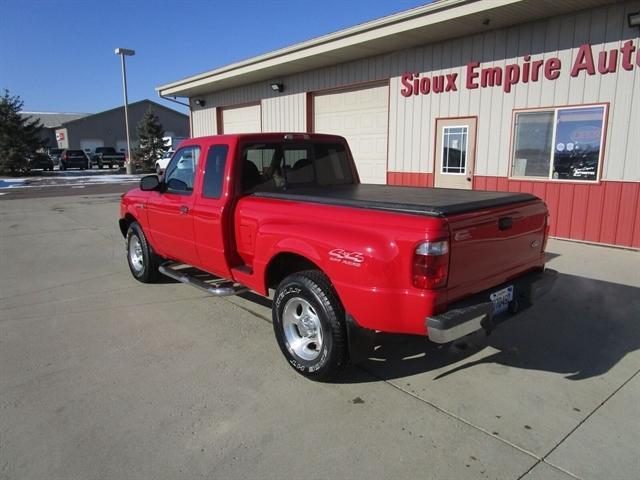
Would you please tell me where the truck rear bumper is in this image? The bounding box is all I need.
[426,268,557,344]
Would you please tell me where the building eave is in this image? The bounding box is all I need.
[157,0,620,98]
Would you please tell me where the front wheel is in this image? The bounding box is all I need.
[126,222,159,283]
[273,270,348,381]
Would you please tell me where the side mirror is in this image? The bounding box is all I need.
[140,175,160,191]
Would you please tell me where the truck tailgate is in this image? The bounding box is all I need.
[446,200,547,302]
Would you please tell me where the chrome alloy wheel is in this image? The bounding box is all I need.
[282,297,323,361]
[128,235,144,273]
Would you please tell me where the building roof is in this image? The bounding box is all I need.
[20,112,89,128]
[157,0,620,98]
[58,99,188,128]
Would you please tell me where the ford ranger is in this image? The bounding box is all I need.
[119,133,556,380]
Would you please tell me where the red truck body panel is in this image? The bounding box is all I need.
[120,133,547,337]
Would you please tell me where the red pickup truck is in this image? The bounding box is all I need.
[119,133,556,380]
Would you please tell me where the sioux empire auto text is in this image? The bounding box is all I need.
[400,40,640,96]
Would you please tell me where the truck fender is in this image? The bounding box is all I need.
[261,238,326,292]
[119,212,138,237]
[269,237,324,266]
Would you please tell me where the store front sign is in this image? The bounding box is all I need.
[401,40,639,97]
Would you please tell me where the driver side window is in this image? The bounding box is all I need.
[164,146,201,194]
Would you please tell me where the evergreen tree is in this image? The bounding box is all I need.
[134,107,166,171]
[0,89,44,173]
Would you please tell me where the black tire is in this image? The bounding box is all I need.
[273,270,348,381]
[98,161,103,169]
[60,162,66,171]
[126,222,159,283]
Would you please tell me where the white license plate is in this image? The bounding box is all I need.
[490,285,514,316]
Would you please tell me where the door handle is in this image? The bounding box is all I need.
[179,205,189,215]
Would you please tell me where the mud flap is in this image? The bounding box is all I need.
[345,313,376,364]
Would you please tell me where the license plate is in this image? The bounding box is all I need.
[490,285,514,316]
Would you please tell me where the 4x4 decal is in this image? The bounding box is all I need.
[328,249,364,267]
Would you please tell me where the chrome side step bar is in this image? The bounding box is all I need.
[159,263,249,297]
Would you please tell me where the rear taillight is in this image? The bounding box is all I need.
[412,239,449,289]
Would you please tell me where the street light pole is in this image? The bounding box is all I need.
[115,48,135,174]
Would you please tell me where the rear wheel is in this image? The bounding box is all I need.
[126,222,159,283]
[272,270,348,381]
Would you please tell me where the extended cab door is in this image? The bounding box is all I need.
[145,145,201,266]
[192,143,235,278]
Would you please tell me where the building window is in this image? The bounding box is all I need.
[441,126,468,174]
[511,105,607,182]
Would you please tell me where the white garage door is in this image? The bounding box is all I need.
[222,104,261,134]
[314,84,388,184]
[80,139,104,154]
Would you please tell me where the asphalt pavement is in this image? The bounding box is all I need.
[0,168,144,200]
[0,193,638,480]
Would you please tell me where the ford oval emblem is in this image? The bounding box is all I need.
[531,240,540,248]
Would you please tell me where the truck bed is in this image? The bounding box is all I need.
[252,184,538,217]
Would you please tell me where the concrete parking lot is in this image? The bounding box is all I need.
[1,193,639,480]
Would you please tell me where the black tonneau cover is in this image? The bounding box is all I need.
[252,184,538,217]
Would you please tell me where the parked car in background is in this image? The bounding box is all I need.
[46,148,64,166]
[27,152,54,171]
[90,147,126,169]
[60,149,90,171]
[154,150,173,175]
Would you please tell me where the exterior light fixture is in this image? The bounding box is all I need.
[270,83,284,93]
[195,99,206,107]
[629,11,640,27]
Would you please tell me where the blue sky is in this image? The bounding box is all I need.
[0,0,430,114]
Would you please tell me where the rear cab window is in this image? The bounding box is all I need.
[240,141,354,194]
